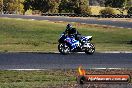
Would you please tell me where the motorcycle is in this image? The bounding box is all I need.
[58,33,95,55]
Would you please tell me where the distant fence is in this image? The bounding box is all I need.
[42,13,132,18]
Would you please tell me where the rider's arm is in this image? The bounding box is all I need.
[64,28,68,34]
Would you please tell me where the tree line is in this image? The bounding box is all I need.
[23,0,91,14]
[0,0,91,14]
[0,0,24,14]
[0,0,132,15]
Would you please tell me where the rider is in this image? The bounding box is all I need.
[64,24,81,42]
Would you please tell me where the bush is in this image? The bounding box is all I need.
[74,5,92,15]
[25,9,32,15]
[84,6,92,15]
[99,7,115,15]
[127,7,132,15]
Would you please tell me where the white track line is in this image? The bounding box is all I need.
[4,68,132,71]
[7,69,47,71]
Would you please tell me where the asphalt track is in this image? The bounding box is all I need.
[0,14,132,29]
[0,15,132,69]
[0,53,132,69]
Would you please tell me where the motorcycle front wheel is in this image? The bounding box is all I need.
[58,43,70,55]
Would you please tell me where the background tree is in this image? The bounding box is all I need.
[59,0,91,14]
[105,0,126,8]
[105,0,129,14]
[23,0,30,12]
[127,7,132,14]
[74,0,91,15]
[29,0,49,12]
[48,0,59,13]
[1,0,24,14]
[7,0,18,14]
[59,0,75,13]
[24,0,59,13]
[0,0,2,13]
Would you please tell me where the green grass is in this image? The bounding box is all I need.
[0,70,76,88]
[0,18,132,52]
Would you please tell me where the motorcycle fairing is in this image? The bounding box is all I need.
[64,37,80,50]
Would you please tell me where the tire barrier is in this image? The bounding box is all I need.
[41,13,132,18]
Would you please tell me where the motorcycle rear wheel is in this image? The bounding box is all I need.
[85,43,95,55]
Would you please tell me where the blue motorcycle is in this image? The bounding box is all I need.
[58,33,95,55]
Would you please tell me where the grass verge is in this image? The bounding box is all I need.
[0,70,76,88]
[0,17,132,52]
[0,69,131,88]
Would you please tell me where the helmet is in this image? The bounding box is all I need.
[66,24,72,30]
